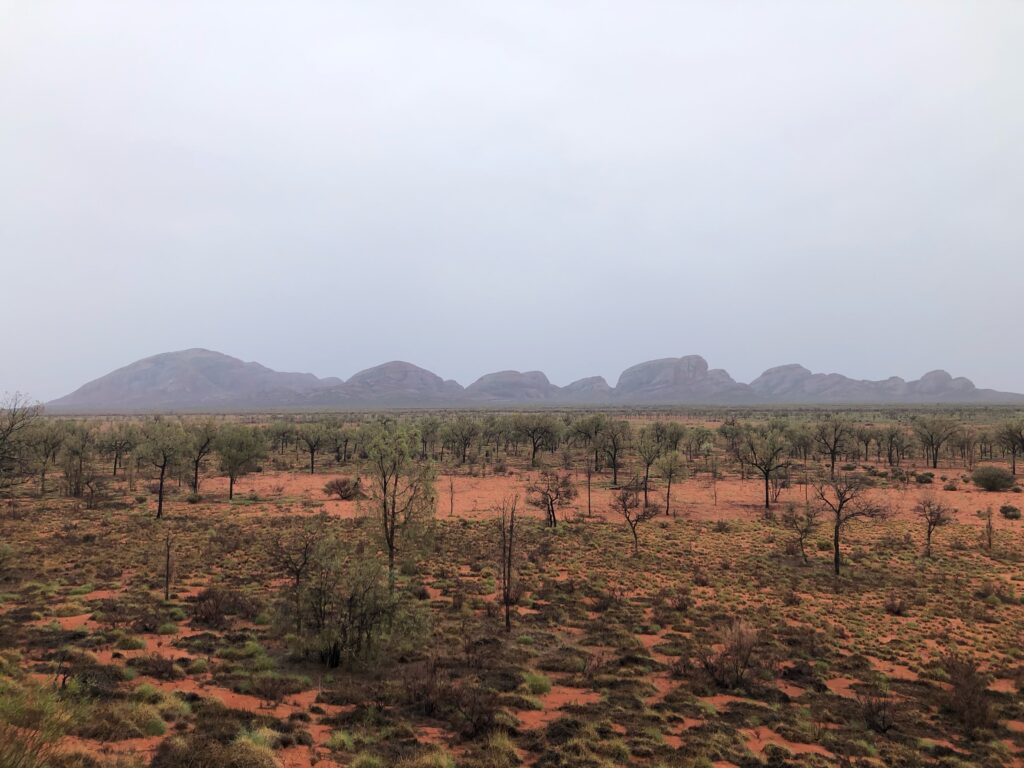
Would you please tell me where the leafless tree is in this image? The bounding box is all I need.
[913,416,961,469]
[781,502,820,565]
[612,478,659,556]
[742,425,790,510]
[599,420,631,486]
[496,494,519,632]
[813,416,851,479]
[0,393,40,493]
[813,474,887,575]
[914,497,953,558]
[271,515,326,633]
[526,470,577,528]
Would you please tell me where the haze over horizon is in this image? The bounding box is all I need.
[3,2,1022,401]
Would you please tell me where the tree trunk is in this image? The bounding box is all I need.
[665,478,672,517]
[229,476,235,500]
[833,523,841,575]
[157,464,166,519]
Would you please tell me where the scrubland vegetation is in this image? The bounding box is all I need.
[1,394,1023,767]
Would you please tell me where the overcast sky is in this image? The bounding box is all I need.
[2,2,1022,401]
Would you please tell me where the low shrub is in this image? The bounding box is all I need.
[323,477,365,500]
[972,466,1015,492]
[999,504,1021,520]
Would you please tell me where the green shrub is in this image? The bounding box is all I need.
[1000,504,1021,520]
[972,466,1015,492]
[523,671,552,695]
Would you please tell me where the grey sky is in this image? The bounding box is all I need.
[2,1,1022,401]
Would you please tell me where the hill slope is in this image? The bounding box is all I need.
[46,350,1024,411]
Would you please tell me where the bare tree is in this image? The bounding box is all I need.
[813,416,851,479]
[613,478,659,556]
[526,471,577,528]
[814,474,887,575]
[742,424,790,510]
[0,393,40,493]
[271,514,326,634]
[913,416,961,470]
[599,420,631,486]
[781,502,820,565]
[915,497,953,558]
[26,420,66,496]
[496,494,519,632]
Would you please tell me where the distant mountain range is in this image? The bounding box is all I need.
[45,348,1024,412]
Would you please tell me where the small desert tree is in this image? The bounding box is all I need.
[515,413,562,467]
[298,423,328,474]
[496,494,519,632]
[781,502,820,565]
[613,478,659,557]
[25,420,66,496]
[599,420,632,486]
[184,420,219,494]
[215,424,267,500]
[915,497,953,558]
[526,470,577,528]
[995,419,1024,475]
[270,513,326,634]
[364,420,436,588]
[101,422,137,476]
[656,450,685,517]
[814,416,852,479]
[635,426,662,506]
[138,419,187,519]
[0,393,40,493]
[742,424,790,510]
[814,474,887,575]
[442,415,480,464]
[913,416,961,469]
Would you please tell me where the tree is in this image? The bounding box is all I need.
[61,422,96,499]
[25,420,66,496]
[781,502,820,565]
[913,416,961,469]
[572,414,607,472]
[101,422,137,476]
[138,419,187,519]
[635,427,662,506]
[526,470,577,528]
[613,478,659,556]
[656,450,685,517]
[496,495,519,632]
[814,475,887,575]
[215,424,267,500]
[515,414,561,467]
[184,420,219,494]
[270,514,326,634]
[0,393,40,493]
[813,416,852,479]
[599,420,631,486]
[298,423,328,474]
[742,424,790,510]
[915,497,953,558]
[364,421,436,588]
[995,420,1024,475]
[442,415,480,464]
